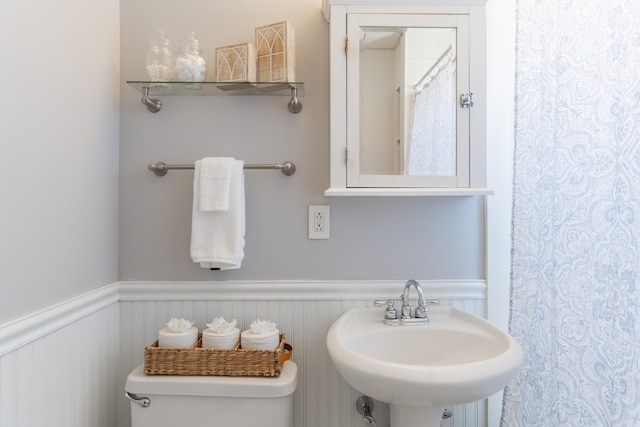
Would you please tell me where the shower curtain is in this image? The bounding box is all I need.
[407,57,456,176]
[502,0,640,426]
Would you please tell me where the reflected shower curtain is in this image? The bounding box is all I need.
[407,59,456,176]
[502,1,640,426]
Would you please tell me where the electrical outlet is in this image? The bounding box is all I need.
[314,211,325,232]
[308,205,330,239]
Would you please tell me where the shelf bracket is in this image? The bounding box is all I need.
[288,87,303,114]
[141,86,161,113]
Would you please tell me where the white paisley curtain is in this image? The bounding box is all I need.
[407,57,456,176]
[502,0,640,426]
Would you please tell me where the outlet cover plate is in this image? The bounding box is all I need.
[308,205,330,239]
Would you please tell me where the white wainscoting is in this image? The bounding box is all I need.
[118,280,487,427]
[0,284,120,427]
[0,280,487,427]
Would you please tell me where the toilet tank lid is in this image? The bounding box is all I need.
[125,361,297,398]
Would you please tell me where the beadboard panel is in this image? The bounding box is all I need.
[0,281,487,427]
[118,281,487,427]
[0,302,120,427]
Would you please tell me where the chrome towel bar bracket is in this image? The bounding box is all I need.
[148,161,296,177]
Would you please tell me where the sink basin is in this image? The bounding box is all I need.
[326,307,523,427]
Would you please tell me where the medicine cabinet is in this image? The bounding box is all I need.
[322,0,491,196]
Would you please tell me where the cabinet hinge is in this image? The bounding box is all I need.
[344,37,348,55]
[345,147,349,164]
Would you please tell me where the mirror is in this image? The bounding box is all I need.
[345,13,470,189]
[359,27,457,177]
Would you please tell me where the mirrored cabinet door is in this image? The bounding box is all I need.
[347,13,470,188]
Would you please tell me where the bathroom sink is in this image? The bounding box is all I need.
[326,307,523,427]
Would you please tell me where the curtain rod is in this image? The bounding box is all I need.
[413,45,454,92]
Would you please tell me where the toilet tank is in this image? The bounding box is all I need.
[126,361,297,427]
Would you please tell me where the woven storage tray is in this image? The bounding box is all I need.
[144,333,292,377]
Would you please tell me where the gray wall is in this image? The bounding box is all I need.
[118,0,485,281]
[0,0,120,324]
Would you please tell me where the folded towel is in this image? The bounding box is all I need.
[190,158,245,270]
[199,157,235,211]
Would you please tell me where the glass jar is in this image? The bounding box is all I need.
[146,29,175,81]
[175,32,208,82]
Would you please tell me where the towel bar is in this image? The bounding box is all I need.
[148,161,296,177]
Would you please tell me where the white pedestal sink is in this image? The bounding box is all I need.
[326,307,523,427]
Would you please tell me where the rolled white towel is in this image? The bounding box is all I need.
[202,316,240,349]
[158,318,198,348]
[202,327,240,349]
[241,319,280,350]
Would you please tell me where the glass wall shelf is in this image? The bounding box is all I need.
[127,81,304,113]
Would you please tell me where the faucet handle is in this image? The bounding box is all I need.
[414,299,439,318]
[373,299,398,319]
[415,306,428,318]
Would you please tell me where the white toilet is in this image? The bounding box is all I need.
[125,361,297,427]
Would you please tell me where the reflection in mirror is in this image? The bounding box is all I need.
[359,27,456,176]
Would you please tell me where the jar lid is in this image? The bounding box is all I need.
[181,32,201,51]
[149,29,170,46]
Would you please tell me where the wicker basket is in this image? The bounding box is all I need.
[143,333,292,377]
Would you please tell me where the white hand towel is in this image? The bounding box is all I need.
[199,157,235,211]
[190,158,245,270]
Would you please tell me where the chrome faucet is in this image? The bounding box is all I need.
[401,279,429,320]
[374,280,438,325]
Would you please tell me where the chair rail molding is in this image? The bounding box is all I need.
[0,283,120,356]
[118,279,486,301]
[0,279,485,356]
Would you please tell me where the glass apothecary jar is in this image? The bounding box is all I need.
[146,30,175,81]
[175,32,208,82]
